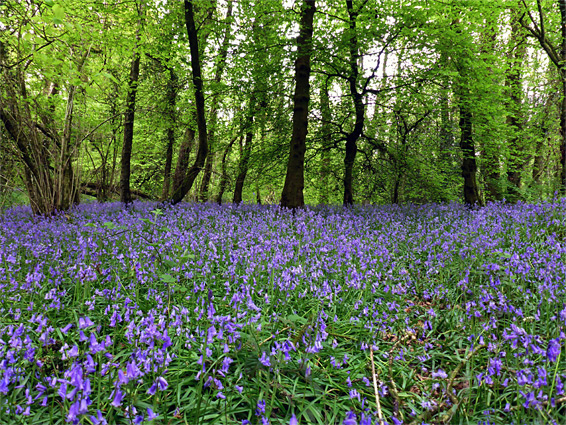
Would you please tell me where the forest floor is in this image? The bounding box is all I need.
[0,201,565,424]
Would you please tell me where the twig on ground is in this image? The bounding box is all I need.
[370,347,385,425]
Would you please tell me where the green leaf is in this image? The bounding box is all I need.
[286,314,307,325]
[163,259,177,268]
[84,223,98,228]
[100,72,119,84]
[102,221,116,229]
[52,3,65,19]
[44,0,55,6]
[159,273,176,284]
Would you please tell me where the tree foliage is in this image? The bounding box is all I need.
[0,0,564,211]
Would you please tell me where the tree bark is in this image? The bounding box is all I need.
[172,126,196,195]
[343,0,364,206]
[0,39,84,214]
[505,9,527,202]
[520,0,566,192]
[199,0,233,202]
[161,67,178,200]
[233,129,253,204]
[216,135,238,204]
[560,0,566,191]
[319,79,332,204]
[170,0,209,205]
[120,8,142,205]
[255,181,262,204]
[459,98,481,206]
[280,0,315,209]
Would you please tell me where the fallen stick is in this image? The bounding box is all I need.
[370,347,385,425]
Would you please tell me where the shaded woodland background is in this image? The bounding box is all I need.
[1,0,565,214]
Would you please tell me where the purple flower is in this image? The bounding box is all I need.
[90,410,108,425]
[110,389,124,408]
[79,317,94,329]
[547,339,561,362]
[290,414,298,425]
[147,408,159,421]
[61,323,73,334]
[343,411,357,425]
[349,389,360,401]
[432,369,448,379]
[68,345,79,358]
[126,361,141,380]
[256,400,266,416]
[156,377,168,391]
[259,352,271,367]
[0,377,9,394]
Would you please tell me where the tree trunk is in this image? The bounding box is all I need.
[172,126,196,195]
[233,129,253,204]
[120,15,142,205]
[216,136,238,204]
[280,0,315,209]
[57,83,81,210]
[505,9,527,202]
[0,39,85,214]
[561,73,566,191]
[319,80,332,204]
[256,181,262,204]
[199,147,215,202]
[343,0,364,206]
[170,0,209,205]
[520,0,566,192]
[560,0,566,191]
[459,99,481,206]
[161,67,178,200]
[199,0,233,202]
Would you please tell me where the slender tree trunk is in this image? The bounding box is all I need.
[216,135,238,204]
[233,129,253,204]
[0,39,84,214]
[199,147,215,201]
[280,0,315,209]
[521,1,566,191]
[57,84,81,210]
[256,181,262,204]
[561,73,566,191]
[120,12,142,205]
[170,3,215,201]
[170,0,209,204]
[161,68,178,200]
[459,99,481,206]
[172,126,196,195]
[343,0,364,206]
[560,0,566,191]
[533,92,556,185]
[319,80,332,204]
[392,173,401,204]
[532,136,547,185]
[199,0,233,202]
[505,9,527,201]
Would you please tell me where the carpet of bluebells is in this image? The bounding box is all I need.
[1,201,566,425]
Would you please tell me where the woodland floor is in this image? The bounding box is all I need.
[0,201,565,424]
